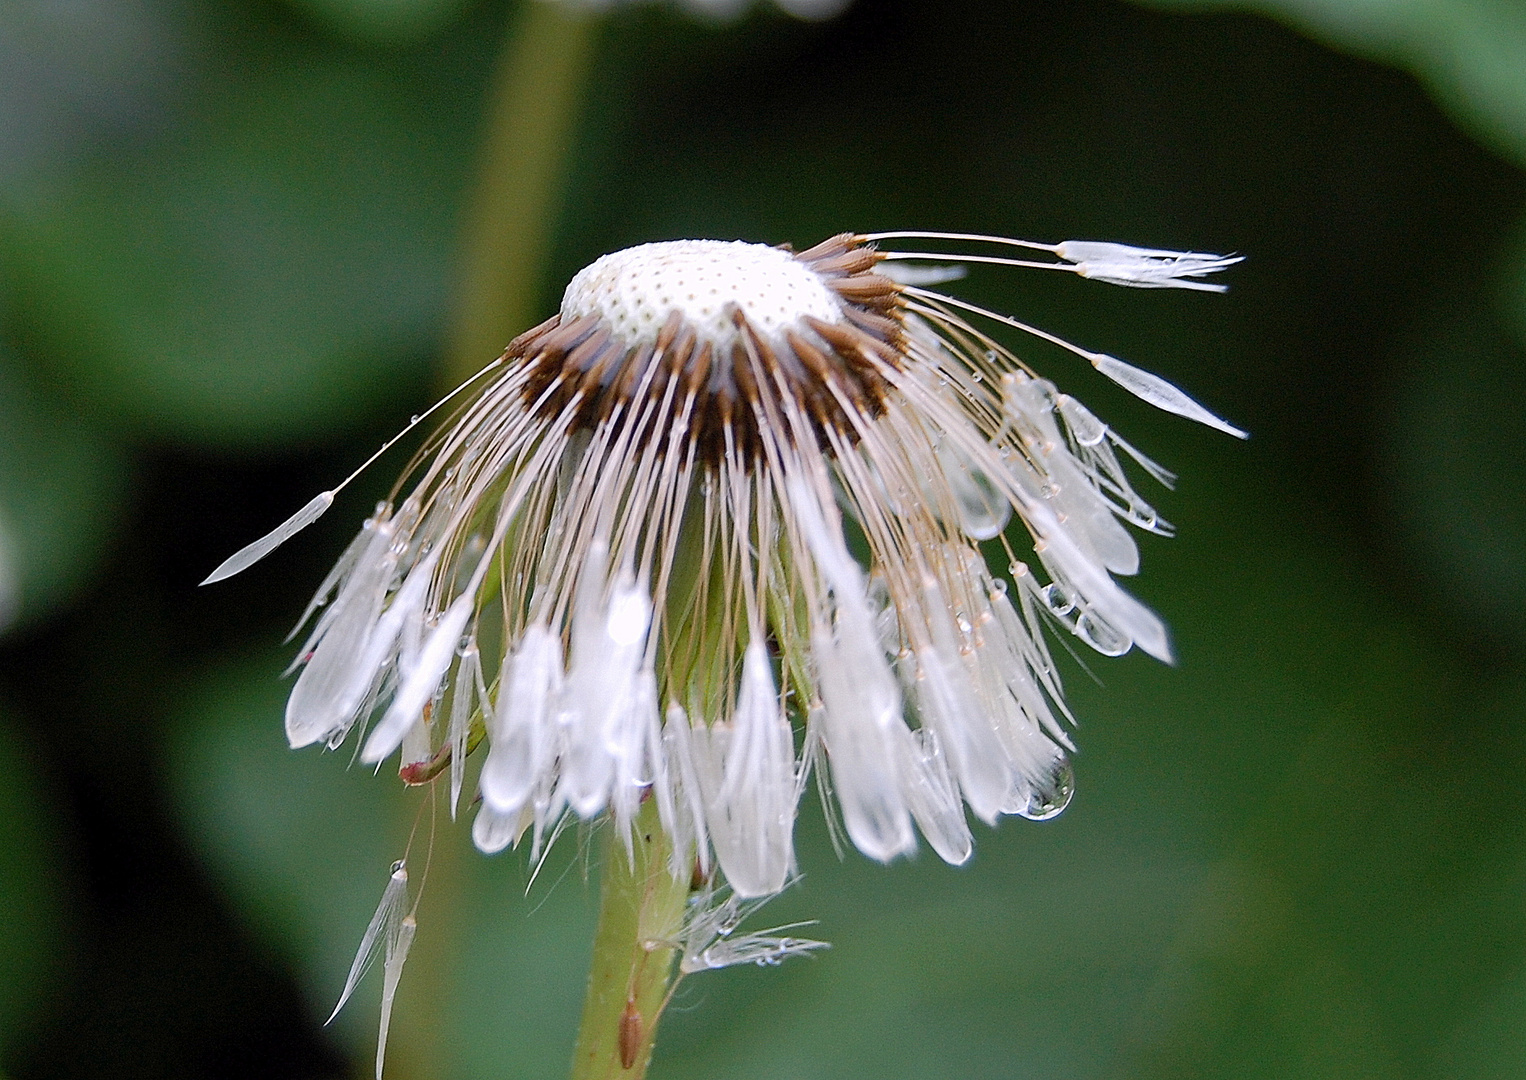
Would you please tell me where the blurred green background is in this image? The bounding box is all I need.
[2,0,1524,1077]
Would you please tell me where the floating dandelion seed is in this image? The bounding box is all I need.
[675,880,829,974]
[206,229,1243,1071]
[330,861,416,1080]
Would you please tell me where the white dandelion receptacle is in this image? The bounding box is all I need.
[205,228,1244,1073]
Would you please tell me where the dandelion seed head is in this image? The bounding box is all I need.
[218,228,1243,916]
[210,227,1248,1072]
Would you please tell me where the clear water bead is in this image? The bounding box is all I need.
[1077,612,1130,656]
[1014,760,1074,821]
[1041,583,1074,616]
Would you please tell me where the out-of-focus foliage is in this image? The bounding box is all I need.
[0,708,71,1061]
[166,657,599,1079]
[0,354,128,633]
[279,0,473,44]
[1380,198,1526,643]
[1140,0,1526,168]
[1389,293,1526,640]
[1438,943,1526,1080]
[2,54,465,447]
[0,0,184,193]
[2,0,1524,1078]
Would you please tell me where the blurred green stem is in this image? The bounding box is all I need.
[443,0,599,389]
[569,800,690,1080]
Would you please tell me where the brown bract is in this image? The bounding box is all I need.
[512,235,905,463]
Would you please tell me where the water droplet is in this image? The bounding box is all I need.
[1077,612,1129,656]
[410,414,422,424]
[390,859,407,874]
[1041,583,1073,616]
[1057,395,1107,447]
[1015,760,1074,821]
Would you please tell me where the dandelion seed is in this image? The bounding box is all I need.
[376,913,416,1080]
[873,232,1243,293]
[677,881,829,974]
[329,861,411,1022]
[447,642,485,817]
[1054,240,1243,291]
[201,491,333,586]
[1088,352,1249,439]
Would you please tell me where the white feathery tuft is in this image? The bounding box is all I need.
[1055,240,1243,292]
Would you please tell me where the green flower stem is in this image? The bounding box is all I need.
[569,800,691,1080]
[444,0,600,389]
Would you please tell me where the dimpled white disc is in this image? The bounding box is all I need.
[560,240,844,351]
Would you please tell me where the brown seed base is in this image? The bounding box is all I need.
[510,235,907,464]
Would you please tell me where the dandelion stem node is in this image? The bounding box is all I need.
[570,801,690,1080]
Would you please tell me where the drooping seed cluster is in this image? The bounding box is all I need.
[277,232,1240,899]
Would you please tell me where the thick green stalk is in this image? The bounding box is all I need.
[569,801,691,1080]
[444,0,599,389]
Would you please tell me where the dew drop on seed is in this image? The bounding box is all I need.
[1077,613,1130,656]
[1041,583,1074,616]
[1016,760,1074,821]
